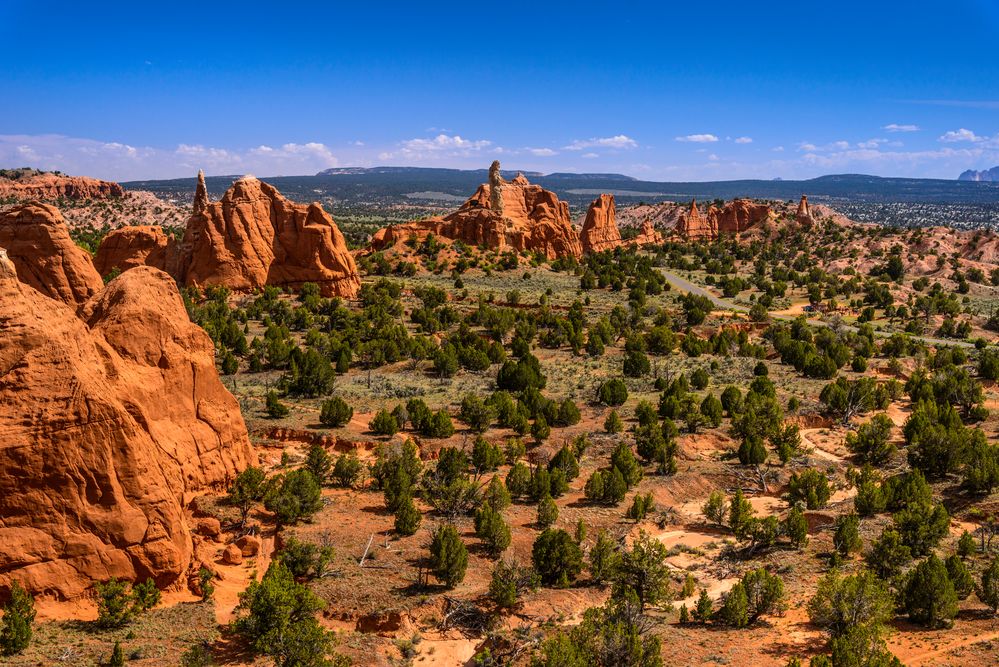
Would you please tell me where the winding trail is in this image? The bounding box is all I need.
[656,267,975,349]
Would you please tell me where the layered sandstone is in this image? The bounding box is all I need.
[96,176,361,298]
[580,194,623,253]
[676,199,774,240]
[796,195,813,225]
[0,203,104,305]
[0,171,125,200]
[631,219,664,246]
[0,261,254,600]
[93,225,178,277]
[370,167,582,260]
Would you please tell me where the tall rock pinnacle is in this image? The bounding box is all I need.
[193,169,209,215]
[488,160,504,215]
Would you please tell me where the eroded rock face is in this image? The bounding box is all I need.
[93,225,178,277]
[676,199,774,240]
[631,219,664,246]
[96,176,361,298]
[0,261,254,600]
[796,195,813,226]
[370,169,582,259]
[0,203,104,305]
[0,172,125,200]
[580,194,623,253]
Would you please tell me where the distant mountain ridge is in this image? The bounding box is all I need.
[959,166,999,182]
[122,170,999,207]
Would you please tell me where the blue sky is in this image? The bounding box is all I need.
[2,0,998,181]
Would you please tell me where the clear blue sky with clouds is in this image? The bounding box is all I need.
[2,0,998,181]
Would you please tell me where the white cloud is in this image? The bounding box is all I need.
[400,134,491,152]
[708,154,719,161]
[526,147,557,157]
[0,134,340,180]
[798,142,818,152]
[831,141,851,150]
[580,152,599,159]
[734,136,753,144]
[772,146,785,152]
[675,133,719,143]
[939,128,984,143]
[883,123,919,132]
[564,135,638,150]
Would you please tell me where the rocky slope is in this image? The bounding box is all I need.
[0,170,125,200]
[96,172,361,297]
[0,203,104,305]
[0,257,254,600]
[370,166,583,259]
[675,198,776,240]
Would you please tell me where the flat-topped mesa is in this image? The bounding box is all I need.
[0,265,254,600]
[370,164,582,259]
[580,194,623,253]
[675,198,774,240]
[0,171,125,200]
[96,175,362,298]
[0,203,104,306]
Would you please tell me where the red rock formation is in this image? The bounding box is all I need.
[675,198,773,240]
[0,203,104,305]
[580,194,623,253]
[0,172,125,200]
[370,168,582,260]
[796,195,813,225]
[0,260,254,600]
[712,199,773,234]
[676,199,715,239]
[93,225,178,277]
[96,176,361,298]
[631,219,664,246]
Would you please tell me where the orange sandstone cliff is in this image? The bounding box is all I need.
[96,172,361,297]
[0,258,255,600]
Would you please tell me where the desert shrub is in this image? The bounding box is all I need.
[265,390,290,418]
[265,469,323,526]
[304,443,332,486]
[489,560,540,609]
[597,378,628,406]
[331,453,363,488]
[532,529,583,587]
[474,507,512,557]
[0,582,35,656]
[319,397,353,427]
[279,536,334,580]
[429,525,468,588]
[846,414,895,465]
[902,555,958,628]
[370,409,399,436]
[394,495,421,536]
[787,469,831,509]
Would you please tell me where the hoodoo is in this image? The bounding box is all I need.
[0,261,254,600]
[0,202,104,306]
[676,198,774,240]
[96,175,362,298]
[370,163,583,259]
[580,194,623,253]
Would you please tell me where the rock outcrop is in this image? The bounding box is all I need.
[0,171,125,200]
[96,176,361,298]
[93,225,178,277]
[580,194,623,253]
[0,261,254,600]
[370,166,582,259]
[675,199,774,240]
[795,195,813,225]
[631,219,664,246]
[0,203,104,306]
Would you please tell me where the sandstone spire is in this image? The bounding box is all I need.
[580,194,622,253]
[796,194,811,220]
[193,169,209,215]
[488,160,504,214]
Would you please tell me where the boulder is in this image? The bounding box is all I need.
[94,175,361,298]
[235,534,261,557]
[195,518,222,540]
[221,545,243,566]
[0,203,104,306]
[370,165,582,260]
[0,259,254,600]
[580,194,623,253]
